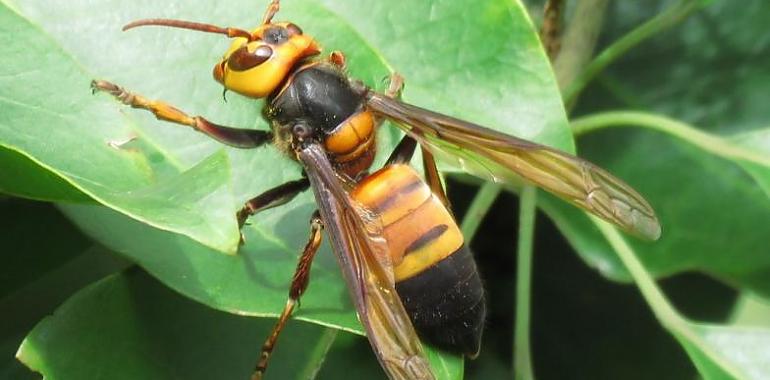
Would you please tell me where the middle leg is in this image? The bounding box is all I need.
[385,135,451,210]
[251,211,323,380]
[380,73,452,209]
[237,178,310,228]
[237,177,310,242]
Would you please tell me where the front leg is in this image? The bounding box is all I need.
[91,80,271,148]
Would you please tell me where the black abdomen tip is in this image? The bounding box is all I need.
[395,245,485,357]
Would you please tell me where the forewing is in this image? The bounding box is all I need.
[298,143,435,380]
[367,93,661,240]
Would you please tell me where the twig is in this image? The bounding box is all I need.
[553,0,610,93]
[540,0,565,60]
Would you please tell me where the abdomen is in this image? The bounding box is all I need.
[351,164,485,357]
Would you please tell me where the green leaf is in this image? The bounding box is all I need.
[730,294,770,328]
[0,145,91,202]
[58,202,360,331]
[594,0,770,133]
[570,112,770,198]
[0,199,127,380]
[730,129,770,197]
[0,5,239,252]
[58,149,464,379]
[539,127,770,295]
[1,0,569,253]
[535,0,770,376]
[318,333,465,380]
[538,0,770,297]
[4,0,566,378]
[0,200,89,299]
[593,219,770,380]
[313,0,572,151]
[676,323,770,379]
[17,269,340,380]
[1,246,128,380]
[562,0,711,106]
[316,333,387,379]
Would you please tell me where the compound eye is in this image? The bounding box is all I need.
[286,23,303,36]
[227,44,273,71]
[263,25,289,45]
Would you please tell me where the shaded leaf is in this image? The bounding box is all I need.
[540,130,770,296]
[0,200,90,299]
[0,200,127,380]
[595,0,770,132]
[17,269,339,380]
[540,0,770,297]
[0,146,91,202]
[592,217,770,380]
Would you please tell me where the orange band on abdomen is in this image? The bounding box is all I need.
[351,164,464,281]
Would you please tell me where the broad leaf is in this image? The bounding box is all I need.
[1,0,570,253]
[0,146,91,202]
[0,200,126,380]
[540,0,770,298]
[0,5,243,252]
[676,323,770,379]
[17,270,339,380]
[4,0,567,377]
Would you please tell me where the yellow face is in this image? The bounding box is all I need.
[213,22,320,98]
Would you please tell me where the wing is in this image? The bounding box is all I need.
[366,93,661,240]
[297,143,435,380]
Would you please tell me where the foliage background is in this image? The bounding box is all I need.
[1,0,769,379]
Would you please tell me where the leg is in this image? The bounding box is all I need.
[91,80,271,148]
[384,135,451,210]
[369,71,404,127]
[420,147,452,210]
[237,178,310,229]
[385,134,417,166]
[383,71,414,165]
[379,73,452,209]
[252,211,323,380]
[385,73,404,98]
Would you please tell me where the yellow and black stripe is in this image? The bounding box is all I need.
[351,164,485,357]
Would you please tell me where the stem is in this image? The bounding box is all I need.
[513,186,537,380]
[553,0,609,91]
[591,217,748,379]
[571,111,770,167]
[590,217,680,324]
[562,0,707,105]
[297,328,338,379]
[460,182,502,240]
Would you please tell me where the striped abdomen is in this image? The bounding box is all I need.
[351,164,485,357]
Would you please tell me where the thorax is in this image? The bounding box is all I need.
[266,62,377,178]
